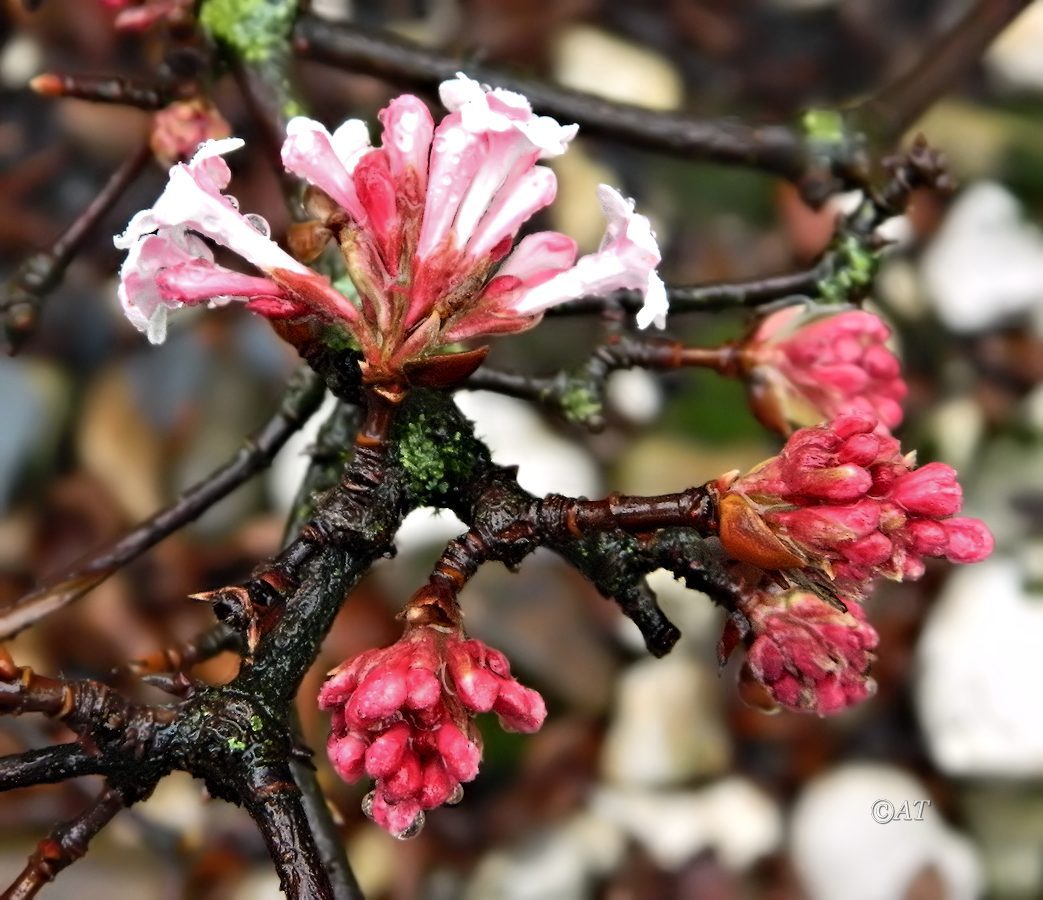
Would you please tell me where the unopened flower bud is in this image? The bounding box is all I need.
[715,415,993,595]
[319,624,545,836]
[739,306,907,434]
[725,589,879,715]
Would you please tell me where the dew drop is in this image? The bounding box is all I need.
[227,195,240,210]
[394,811,425,841]
[445,783,464,806]
[245,213,271,237]
[361,790,376,819]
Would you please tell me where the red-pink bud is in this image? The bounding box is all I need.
[404,668,441,710]
[492,680,548,733]
[346,668,408,726]
[320,626,544,836]
[327,733,367,782]
[737,590,879,715]
[436,723,481,783]
[419,758,455,810]
[380,749,423,802]
[364,722,411,778]
[891,462,962,517]
[740,308,907,434]
[446,643,501,712]
[369,793,423,838]
[943,517,995,563]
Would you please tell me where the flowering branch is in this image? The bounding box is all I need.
[1,0,1009,893]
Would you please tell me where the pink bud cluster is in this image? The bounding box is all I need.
[740,306,907,435]
[98,0,189,30]
[319,626,546,838]
[720,590,879,715]
[149,100,231,167]
[717,413,994,594]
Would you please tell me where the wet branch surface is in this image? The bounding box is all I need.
[0,372,740,897]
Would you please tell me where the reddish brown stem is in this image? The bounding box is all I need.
[1,787,125,900]
[29,73,170,109]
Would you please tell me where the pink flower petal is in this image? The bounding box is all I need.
[281,116,370,222]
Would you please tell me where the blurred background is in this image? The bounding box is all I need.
[1,0,1042,897]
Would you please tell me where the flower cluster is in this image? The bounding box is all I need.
[115,75,666,387]
[715,413,994,595]
[319,625,546,838]
[149,99,231,167]
[720,589,880,715]
[738,305,907,435]
[98,0,190,30]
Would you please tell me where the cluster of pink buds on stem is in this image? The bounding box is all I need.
[149,100,231,167]
[114,74,667,393]
[319,591,546,837]
[737,305,907,435]
[719,589,879,715]
[714,413,994,595]
[98,0,191,30]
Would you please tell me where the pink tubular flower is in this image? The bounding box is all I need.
[114,138,353,344]
[720,589,879,715]
[114,74,666,383]
[319,625,546,838]
[739,305,907,434]
[279,73,667,382]
[715,413,994,594]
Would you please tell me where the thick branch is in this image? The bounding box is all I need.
[240,764,334,900]
[0,367,325,640]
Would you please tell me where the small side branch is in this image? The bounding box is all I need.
[1,141,152,353]
[0,367,325,640]
[123,622,241,679]
[1,785,126,900]
[29,73,171,109]
[468,335,736,428]
[857,0,1033,144]
[293,17,818,187]
[290,750,363,900]
[548,269,823,317]
[0,744,107,793]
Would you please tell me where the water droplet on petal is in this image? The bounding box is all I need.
[445,783,464,806]
[245,213,271,237]
[361,790,376,819]
[394,811,425,840]
[227,195,240,210]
